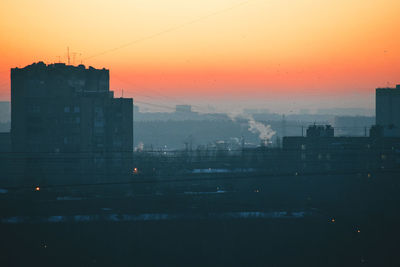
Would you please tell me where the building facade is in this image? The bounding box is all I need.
[10,62,133,181]
[283,125,400,173]
[376,85,400,135]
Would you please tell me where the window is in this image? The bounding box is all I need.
[74,106,80,113]
[64,106,70,113]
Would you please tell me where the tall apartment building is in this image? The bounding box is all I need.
[376,85,400,137]
[11,62,133,178]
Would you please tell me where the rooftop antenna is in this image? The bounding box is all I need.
[67,47,70,65]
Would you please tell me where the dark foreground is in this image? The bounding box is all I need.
[1,172,400,266]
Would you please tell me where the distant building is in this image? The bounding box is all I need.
[283,124,400,173]
[334,116,375,136]
[306,125,334,137]
[376,85,400,136]
[172,104,199,120]
[370,124,400,138]
[10,62,133,178]
[175,105,192,113]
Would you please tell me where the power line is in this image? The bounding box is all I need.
[113,74,188,106]
[83,0,254,61]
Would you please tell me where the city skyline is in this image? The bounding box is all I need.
[2,2,400,266]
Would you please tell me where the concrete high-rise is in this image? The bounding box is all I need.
[10,62,133,177]
[376,85,400,137]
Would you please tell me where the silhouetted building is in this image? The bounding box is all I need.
[306,124,334,137]
[10,62,133,178]
[334,116,374,136]
[376,85,400,136]
[175,105,192,113]
[283,124,400,172]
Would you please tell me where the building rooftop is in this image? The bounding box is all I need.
[11,62,111,97]
[12,61,108,72]
[376,84,400,90]
[376,85,400,96]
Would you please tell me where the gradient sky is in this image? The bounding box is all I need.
[1,0,399,112]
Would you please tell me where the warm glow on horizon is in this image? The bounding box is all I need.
[1,0,399,108]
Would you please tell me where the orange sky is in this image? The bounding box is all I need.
[0,0,399,110]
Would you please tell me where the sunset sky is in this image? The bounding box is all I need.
[0,0,399,112]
